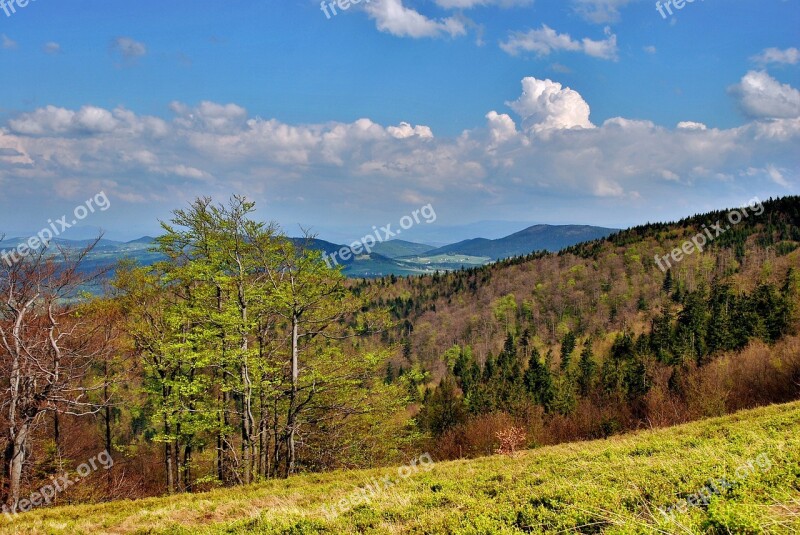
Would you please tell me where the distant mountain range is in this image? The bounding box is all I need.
[423,225,617,261]
[1,224,618,278]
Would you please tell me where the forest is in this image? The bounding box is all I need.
[0,195,798,513]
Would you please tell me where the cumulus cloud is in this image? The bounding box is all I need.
[677,121,708,131]
[8,106,77,135]
[1,75,797,230]
[751,47,800,66]
[387,122,434,139]
[506,77,594,133]
[9,105,121,135]
[364,0,466,39]
[730,71,800,119]
[485,111,518,145]
[170,101,248,133]
[500,24,618,60]
[8,105,167,137]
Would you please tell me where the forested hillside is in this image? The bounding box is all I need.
[360,196,800,455]
[0,196,797,514]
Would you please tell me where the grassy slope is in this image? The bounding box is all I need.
[4,402,799,534]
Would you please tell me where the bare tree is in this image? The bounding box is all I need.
[0,238,112,511]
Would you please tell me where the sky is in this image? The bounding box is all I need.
[0,0,798,243]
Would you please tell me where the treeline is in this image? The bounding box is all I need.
[563,195,800,259]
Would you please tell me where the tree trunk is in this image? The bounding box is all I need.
[54,412,61,466]
[238,282,255,485]
[286,313,300,477]
[183,445,192,492]
[221,390,231,484]
[163,413,174,494]
[4,423,30,512]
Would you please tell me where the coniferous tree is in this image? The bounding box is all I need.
[676,290,709,364]
[419,375,466,436]
[524,348,554,411]
[577,342,597,396]
[560,331,577,371]
[663,268,673,294]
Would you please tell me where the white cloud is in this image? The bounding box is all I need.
[170,101,248,133]
[730,71,800,119]
[74,106,119,133]
[506,77,594,133]
[571,0,635,23]
[111,37,147,61]
[643,45,657,54]
[8,106,76,135]
[766,164,791,187]
[1,75,797,226]
[593,178,624,197]
[677,121,707,131]
[751,47,800,66]
[365,0,466,39]
[161,165,214,181]
[8,105,167,137]
[500,24,618,61]
[485,111,518,145]
[387,122,434,139]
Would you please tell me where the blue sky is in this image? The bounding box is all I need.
[0,0,798,243]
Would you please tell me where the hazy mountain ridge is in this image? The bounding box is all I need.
[1,224,618,278]
[423,224,618,260]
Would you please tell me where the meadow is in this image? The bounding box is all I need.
[3,401,798,534]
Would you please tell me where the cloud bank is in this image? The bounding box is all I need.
[0,72,797,234]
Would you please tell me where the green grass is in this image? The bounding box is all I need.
[4,402,799,534]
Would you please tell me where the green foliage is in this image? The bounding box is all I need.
[114,196,405,486]
[493,294,518,334]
